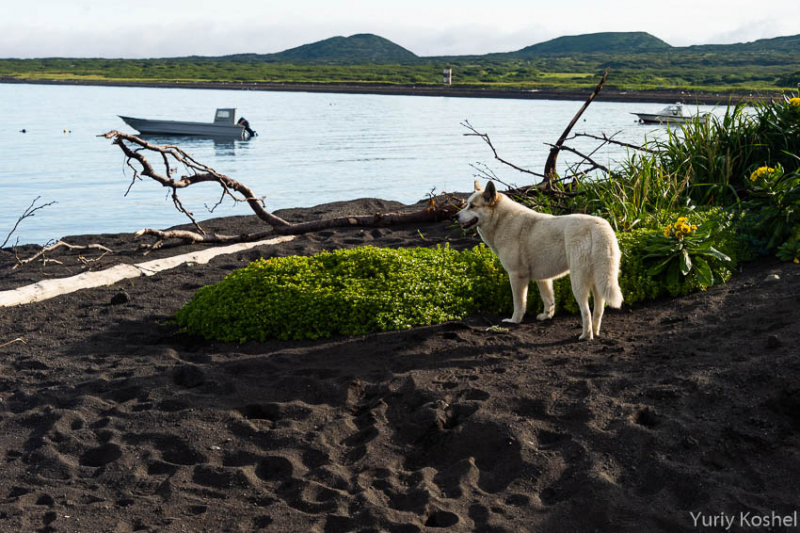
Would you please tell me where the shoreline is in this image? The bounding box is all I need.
[0,77,777,105]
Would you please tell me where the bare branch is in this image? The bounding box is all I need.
[543,68,610,188]
[461,121,545,179]
[543,143,610,174]
[569,132,655,153]
[468,163,519,191]
[100,131,291,229]
[14,241,114,270]
[2,197,57,249]
[97,131,466,247]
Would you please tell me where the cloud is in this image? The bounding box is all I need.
[0,18,558,59]
[390,25,555,56]
[0,22,323,59]
[1,10,797,59]
[705,19,799,45]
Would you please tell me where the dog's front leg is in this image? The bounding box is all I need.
[536,279,555,321]
[503,273,529,324]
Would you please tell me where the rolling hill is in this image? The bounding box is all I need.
[685,33,800,54]
[235,33,419,64]
[510,31,672,56]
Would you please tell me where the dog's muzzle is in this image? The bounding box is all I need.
[460,217,479,230]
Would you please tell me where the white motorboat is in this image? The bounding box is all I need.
[632,103,708,125]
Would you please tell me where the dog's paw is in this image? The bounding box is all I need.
[502,318,522,324]
[536,312,553,321]
[578,332,594,341]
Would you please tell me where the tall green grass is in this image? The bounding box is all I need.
[651,97,800,205]
[573,154,691,231]
[565,96,800,232]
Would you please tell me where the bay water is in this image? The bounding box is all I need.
[0,83,716,245]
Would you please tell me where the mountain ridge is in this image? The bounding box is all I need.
[510,31,672,56]
[216,31,799,63]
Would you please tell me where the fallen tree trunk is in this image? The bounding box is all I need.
[0,235,296,307]
[134,197,461,246]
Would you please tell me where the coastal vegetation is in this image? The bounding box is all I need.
[1,32,799,93]
[174,95,800,341]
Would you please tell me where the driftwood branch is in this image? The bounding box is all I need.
[569,132,655,154]
[2,197,57,249]
[133,196,462,246]
[463,69,619,205]
[461,121,546,179]
[542,67,610,188]
[462,69,611,195]
[102,131,291,229]
[14,241,114,270]
[98,131,465,247]
[544,143,609,174]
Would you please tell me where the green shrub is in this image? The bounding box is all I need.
[174,245,512,342]
[649,97,800,206]
[740,164,800,253]
[642,216,730,288]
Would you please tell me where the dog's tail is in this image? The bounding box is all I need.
[593,224,624,308]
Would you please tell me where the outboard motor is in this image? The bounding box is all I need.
[237,117,257,138]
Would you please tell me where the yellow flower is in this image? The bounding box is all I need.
[795,257,799,264]
[749,166,775,182]
[663,230,670,237]
[790,97,800,108]
[691,225,698,230]
[677,217,688,224]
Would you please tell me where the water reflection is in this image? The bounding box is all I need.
[137,134,253,156]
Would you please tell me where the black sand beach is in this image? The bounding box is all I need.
[1,198,799,532]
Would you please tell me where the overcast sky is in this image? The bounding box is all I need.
[2,0,797,59]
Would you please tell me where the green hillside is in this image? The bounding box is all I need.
[1,31,798,93]
[511,32,672,56]
[267,33,418,64]
[686,34,800,53]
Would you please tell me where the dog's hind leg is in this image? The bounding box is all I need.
[569,273,593,340]
[503,273,530,324]
[591,285,605,337]
[536,279,555,321]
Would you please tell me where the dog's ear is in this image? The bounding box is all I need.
[482,181,497,204]
[473,180,483,192]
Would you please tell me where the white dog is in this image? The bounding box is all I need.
[457,181,623,340]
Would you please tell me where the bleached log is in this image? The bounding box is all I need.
[0,235,295,308]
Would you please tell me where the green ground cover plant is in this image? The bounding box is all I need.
[174,245,508,342]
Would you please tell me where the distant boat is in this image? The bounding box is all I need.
[119,108,256,139]
[632,103,708,125]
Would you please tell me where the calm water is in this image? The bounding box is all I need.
[0,83,716,245]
